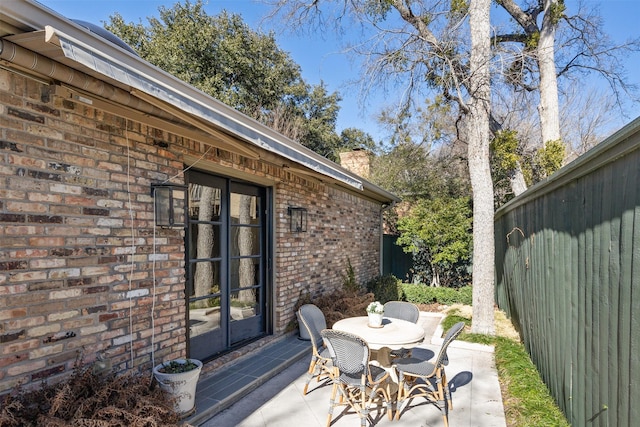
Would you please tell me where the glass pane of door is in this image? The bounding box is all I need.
[229,185,264,344]
[187,172,268,360]
[187,173,227,360]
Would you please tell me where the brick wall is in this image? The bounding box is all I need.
[274,183,381,331]
[0,67,382,393]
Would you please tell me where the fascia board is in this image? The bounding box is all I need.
[41,24,364,191]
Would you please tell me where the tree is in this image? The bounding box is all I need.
[267,0,496,334]
[372,142,468,200]
[106,0,353,159]
[468,0,495,334]
[339,128,377,153]
[298,83,343,161]
[376,96,457,150]
[493,0,640,186]
[396,197,472,287]
[495,0,563,153]
[561,87,618,158]
[107,2,307,119]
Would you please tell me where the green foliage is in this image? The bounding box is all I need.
[490,130,520,172]
[490,132,565,206]
[375,99,453,151]
[396,197,472,286]
[548,2,567,25]
[371,143,432,196]
[490,129,528,207]
[441,311,471,331]
[525,31,540,50]
[364,0,393,22]
[298,83,343,161]
[449,0,469,16]
[105,0,360,161]
[401,284,472,305]
[108,2,304,116]
[371,146,469,204]
[341,258,361,293]
[536,139,565,177]
[157,359,199,374]
[365,275,403,303]
[371,100,470,239]
[339,128,378,153]
[495,337,570,426]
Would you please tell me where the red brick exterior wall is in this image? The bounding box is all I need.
[0,68,382,392]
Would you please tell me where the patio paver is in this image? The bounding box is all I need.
[186,313,506,427]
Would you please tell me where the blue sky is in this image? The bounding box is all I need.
[36,0,640,143]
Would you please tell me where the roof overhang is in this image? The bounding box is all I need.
[1,0,400,204]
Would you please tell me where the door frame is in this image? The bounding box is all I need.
[185,169,272,361]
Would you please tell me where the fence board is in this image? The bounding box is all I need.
[494,117,640,426]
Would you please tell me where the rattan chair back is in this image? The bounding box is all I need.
[383,301,420,323]
[320,329,393,426]
[298,304,327,351]
[321,329,369,379]
[297,304,332,394]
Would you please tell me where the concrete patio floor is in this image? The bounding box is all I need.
[194,313,506,427]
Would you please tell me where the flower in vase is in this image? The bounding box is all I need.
[366,301,384,314]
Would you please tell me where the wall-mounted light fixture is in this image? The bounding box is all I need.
[151,183,187,227]
[288,206,307,232]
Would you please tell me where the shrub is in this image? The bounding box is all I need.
[157,359,199,374]
[401,284,472,305]
[341,258,361,293]
[0,356,180,427]
[291,288,375,329]
[365,274,402,303]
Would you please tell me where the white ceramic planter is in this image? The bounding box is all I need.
[368,312,384,327]
[153,358,203,417]
[296,311,311,340]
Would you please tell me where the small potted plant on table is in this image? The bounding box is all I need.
[153,358,203,417]
[366,301,384,328]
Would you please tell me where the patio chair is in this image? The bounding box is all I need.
[320,329,394,427]
[298,304,333,394]
[394,321,465,427]
[383,301,420,323]
[383,301,420,359]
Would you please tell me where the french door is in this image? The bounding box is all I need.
[186,170,269,361]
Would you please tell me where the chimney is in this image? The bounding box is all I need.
[339,149,372,179]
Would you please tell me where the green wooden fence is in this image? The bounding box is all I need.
[495,117,640,426]
[382,234,413,281]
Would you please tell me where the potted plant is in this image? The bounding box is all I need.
[366,301,384,328]
[153,358,203,417]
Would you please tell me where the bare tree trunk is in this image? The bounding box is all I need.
[538,0,561,147]
[237,195,255,303]
[496,0,564,180]
[430,268,440,288]
[193,186,215,309]
[511,162,528,196]
[468,0,495,335]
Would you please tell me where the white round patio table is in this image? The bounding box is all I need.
[332,316,425,368]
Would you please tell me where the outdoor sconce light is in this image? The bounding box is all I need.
[151,183,187,227]
[288,206,307,232]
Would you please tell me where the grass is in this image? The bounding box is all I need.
[442,307,570,427]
